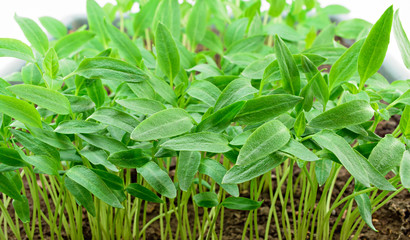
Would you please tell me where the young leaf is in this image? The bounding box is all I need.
[214,78,258,111]
[237,120,290,165]
[54,31,96,58]
[133,0,159,36]
[0,95,42,128]
[24,155,60,176]
[108,149,151,168]
[153,0,180,39]
[0,148,27,167]
[221,197,262,211]
[39,16,67,39]
[315,159,332,186]
[309,100,373,129]
[88,107,139,133]
[400,151,410,188]
[0,38,34,62]
[30,128,74,150]
[116,98,166,116]
[15,15,49,55]
[55,120,106,134]
[301,55,329,106]
[186,80,221,107]
[131,108,194,141]
[11,129,59,160]
[186,0,207,44]
[71,57,148,83]
[393,10,410,70]
[126,183,163,203]
[91,169,124,190]
[280,139,319,162]
[199,158,239,196]
[177,151,201,191]
[355,193,377,231]
[137,161,176,198]
[0,173,22,200]
[294,111,306,137]
[274,35,300,95]
[7,84,71,115]
[161,132,231,153]
[64,176,96,216]
[12,196,30,223]
[78,134,127,153]
[66,165,123,208]
[87,0,108,43]
[358,6,393,89]
[268,0,286,17]
[193,192,219,208]
[155,23,180,83]
[43,48,59,79]
[80,149,118,172]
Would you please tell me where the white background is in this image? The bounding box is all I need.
[0,0,409,79]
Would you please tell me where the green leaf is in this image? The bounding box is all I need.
[108,149,151,168]
[126,183,163,203]
[116,98,166,116]
[0,173,22,200]
[294,111,306,137]
[43,48,59,79]
[400,151,410,189]
[78,134,127,153]
[131,108,194,141]
[197,101,245,133]
[12,196,30,223]
[91,169,124,190]
[133,0,159,36]
[311,24,335,48]
[39,16,67,39]
[66,165,123,208]
[274,35,300,95]
[280,139,319,162]
[153,0,181,39]
[223,153,285,184]
[214,78,258,111]
[234,94,302,125]
[24,155,60,176]
[186,80,221,107]
[312,130,370,187]
[315,159,332,186]
[186,0,207,43]
[15,15,49,55]
[88,107,139,133]
[54,31,96,58]
[7,84,71,115]
[105,20,142,66]
[201,31,223,54]
[72,57,148,83]
[268,0,286,17]
[221,197,262,210]
[177,151,201,191]
[329,39,365,90]
[393,10,410,70]
[0,95,42,128]
[358,6,393,89]
[55,120,106,134]
[309,100,373,129]
[355,193,377,231]
[0,147,27,167]
[11,129,59,160]
[66,95,95,113]
[64,176,96,216]
[193,192,218,208]
[161,132,231,153]
[0,38,34,62]
[155,23,180,83]
[301,55,329,106]
[199,158,239,197]
[30,128,74,150]
[335,18,372,40]
[87,0,108,43]
[368,134,405,176]
[80,149,118,172]
[237,120,290,165]
[137,161,176,198]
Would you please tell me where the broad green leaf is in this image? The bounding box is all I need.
[64,176,96,216]
[7,84,71,115]
[85,78,106,108]
[105,20,142,66]
[329,39,365,90]
[335,18,372,40]
[234,94,302,125]
[161,132,231,153]
[133,0,159,36]
[265,24,304,42]
[197,101,245,133]
[301,55,329,106]
[214,78,258,111]
[12,196,30,223]
[358,6,393,89]
[0,173,22,200]
[400,151,410,188]
[311,24,335,48]
[0,38,34,62]
[201,31,223,54]
[108,149,151,168]
[66,95,95,113]
[126,183,163,203]
[186,80,221,107]
[193,192,218,208]
[153,0,180,39]
[230,130,252,146]
[80,149,118,172]
[43,48,59,79]
[15,15,49,55]
[393,10,410,70]
[224,18,248,47]
[24,155,60,176]
[237,120,290,165]
[54,31,96,58]
[0,95,42,128]
[30,128,74,150]
[91,169,124,190]
[155,23,180,83]
[71,57,148,83]
[221,197,262,210]
[223,153,285,184]
[355,193,377,231]
[11,129,59,160]
[268,0,286,17]
[55,120,106,134]
[87,0,108,43]
[274,35,300,95]
[147,74,178,106]
[312,130,370,187]
[39,16,67,39]
[225,35,265,55]
[0,147,27,167]
[21,64,42,85]
[116,98,166,116]
[88,107,138,133]
[137,161,176,198]
[177,151,201,191]
[309,100,373,129]
[280,139,319,162]
[186,0,207,43]
[294,111,306,137]
[66,165,123,208]
[315,159,332,186]
[78,134,127,153]
[368,134,405,176]
[131,108,194,141]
